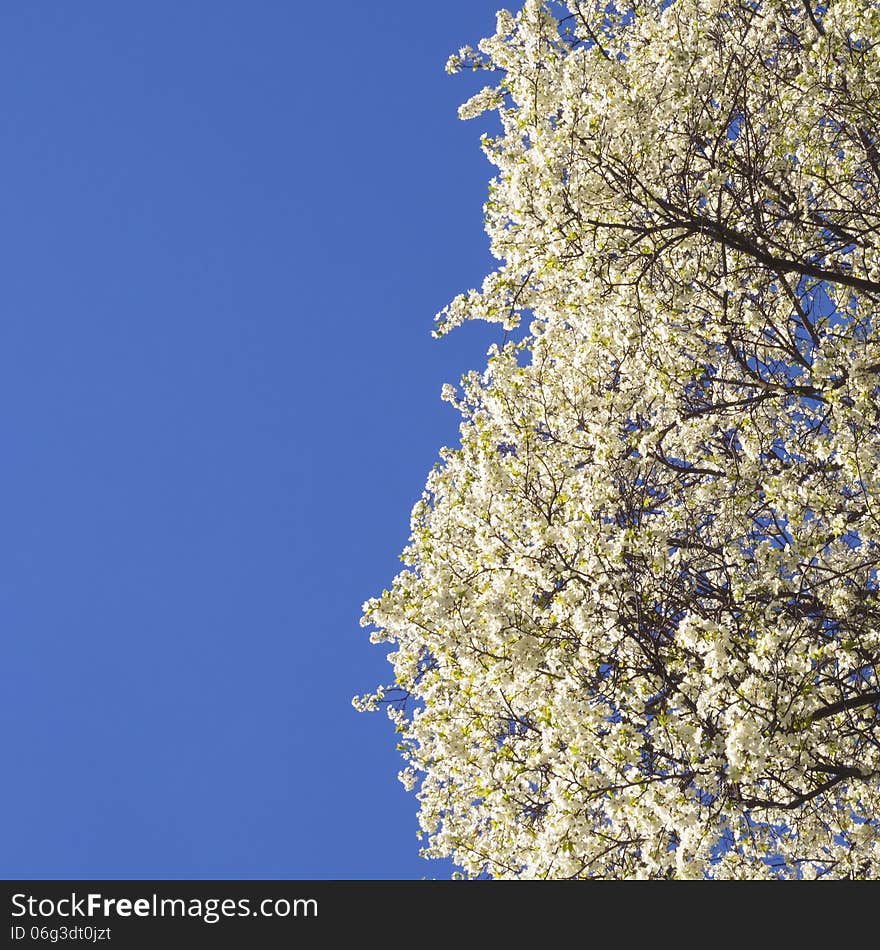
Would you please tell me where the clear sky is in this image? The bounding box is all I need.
[1,0,506,879]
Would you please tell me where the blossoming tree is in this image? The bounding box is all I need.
[357,0,880,878]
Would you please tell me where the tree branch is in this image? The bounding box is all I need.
[810,691,880,722]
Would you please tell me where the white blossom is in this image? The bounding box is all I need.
[359,0,880,879]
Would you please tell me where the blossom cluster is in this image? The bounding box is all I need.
[358,0,880,878]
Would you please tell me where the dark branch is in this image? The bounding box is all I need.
[810,692,880,722]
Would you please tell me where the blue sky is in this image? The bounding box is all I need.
[1,0,506,879]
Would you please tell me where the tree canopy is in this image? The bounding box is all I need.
[357,0,880,878]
